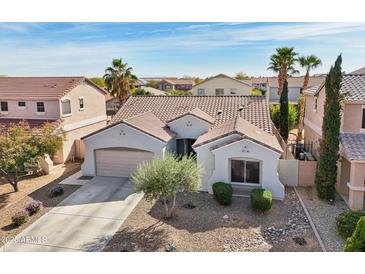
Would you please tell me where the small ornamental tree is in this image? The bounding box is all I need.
[315,55,344,200]
[279,79,289,141]
[0,121,62,192]
[132,153,202,218]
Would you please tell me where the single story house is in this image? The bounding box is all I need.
[82,95,285,200]
[189,74,252,96]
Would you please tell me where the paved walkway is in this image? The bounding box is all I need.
[2,176,143,252]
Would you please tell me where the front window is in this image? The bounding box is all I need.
[0,101,8,112]
[231,159,260,184]
[215,88,224,95]
[362,107,365,129]
[314,97,318,111]
[36,102,45,113]
[176,139,196,157]
[197,88,205,96]
[18,101,26,108]
[61,99,71,116]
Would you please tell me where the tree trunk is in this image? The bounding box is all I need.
[163,198,169,218]
[9,178,19,192]
[297,72,310,142]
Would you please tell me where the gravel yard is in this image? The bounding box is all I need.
[0,164,81,248]
[104,187,321,252]
[296,186,347,251]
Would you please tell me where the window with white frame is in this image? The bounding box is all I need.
[79,97,84,110]
[61,99,71,116]
[18,101,26,109]
[36,102,45,113]
[230,159,260,184]
[0,101,8,112]
[215,88,224,96]
[230,88,237,95]
[197,88,205,96]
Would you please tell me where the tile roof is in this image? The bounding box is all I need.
[350,67,365,75]
[111,95,274,134]
[167,107,215,124]
[0,118,61,135]
[340,133,365,161]
[341,74,365,102]
[0,77,106,100]
[192,73,252,89]
[161,79,195,85]
[193,117,282,153]
[267,76,325,88]
[123,111,175,142]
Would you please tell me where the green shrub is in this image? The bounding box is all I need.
[250,188,272,212]
[344,216,365,252]
[270,103,298,130]
[12,211,28,227]
[212,182,233,205]
[336,210,365,239]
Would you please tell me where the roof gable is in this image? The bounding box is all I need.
[0,77,106,100]
[167,108,215,124]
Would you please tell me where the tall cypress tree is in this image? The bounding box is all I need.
[279,80,289,141]
[315,55,343,200]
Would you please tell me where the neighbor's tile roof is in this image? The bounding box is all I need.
[193,117,282,153]
[340,133,365,161]
[0,118,61,135]
[123,111,175,142]
[350,67,365,75]
[341,74,365,102]
[268,76,325,88]
[167,107,215,124]
[162,78,195,85]
[0,77,106,100]
[112,95,274,134]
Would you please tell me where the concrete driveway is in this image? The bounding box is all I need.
[2,176,143,252]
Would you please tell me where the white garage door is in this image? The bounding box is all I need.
[95,148,154,177]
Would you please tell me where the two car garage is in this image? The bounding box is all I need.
[95,148,154,177]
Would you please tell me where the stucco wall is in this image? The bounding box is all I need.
[81,123,166,176]
[303,125,321,159]
[60,83,107,125]
[269,87,301,103]
[190,77,251,96]
[196,137,284,200]
[168,115,211,139]
[0,100,60,119]
[342,103,365,133]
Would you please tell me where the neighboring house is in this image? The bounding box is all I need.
[81,95,285,200]
[267,76,325,105]
[0,77,107,164]
[304,72,365,210]
[157,78,195,91]
[251,77,269,91]
[190,74,252,96]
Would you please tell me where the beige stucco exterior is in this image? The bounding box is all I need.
[0,99,60,119]
[304,86,365,210]
[190,75,252,96]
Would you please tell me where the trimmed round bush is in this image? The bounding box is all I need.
[344,216,365,252]
[212,182,233,205]
[12,211,28,227]
[250,188,272,212]
[336,210,365,239]
[49,186,64,198]
[25,200,43,215]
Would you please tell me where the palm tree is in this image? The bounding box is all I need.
[268,47,299,95]
[103,58,137,104]
[297,55,322,142]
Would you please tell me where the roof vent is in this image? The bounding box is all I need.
[217,109,222,115]
[238,106,244,111]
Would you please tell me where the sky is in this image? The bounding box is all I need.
[0,22,365,78]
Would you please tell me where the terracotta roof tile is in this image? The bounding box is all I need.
[341,133,365,161]
[341,74,365,102]
[193,117,282,153]
[167,107,215,124]
[0,77,106,100]
[111,95,273,134]
[350,67,365,75]
[123,111,175,142]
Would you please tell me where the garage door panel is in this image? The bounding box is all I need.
[95,149,153,177]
